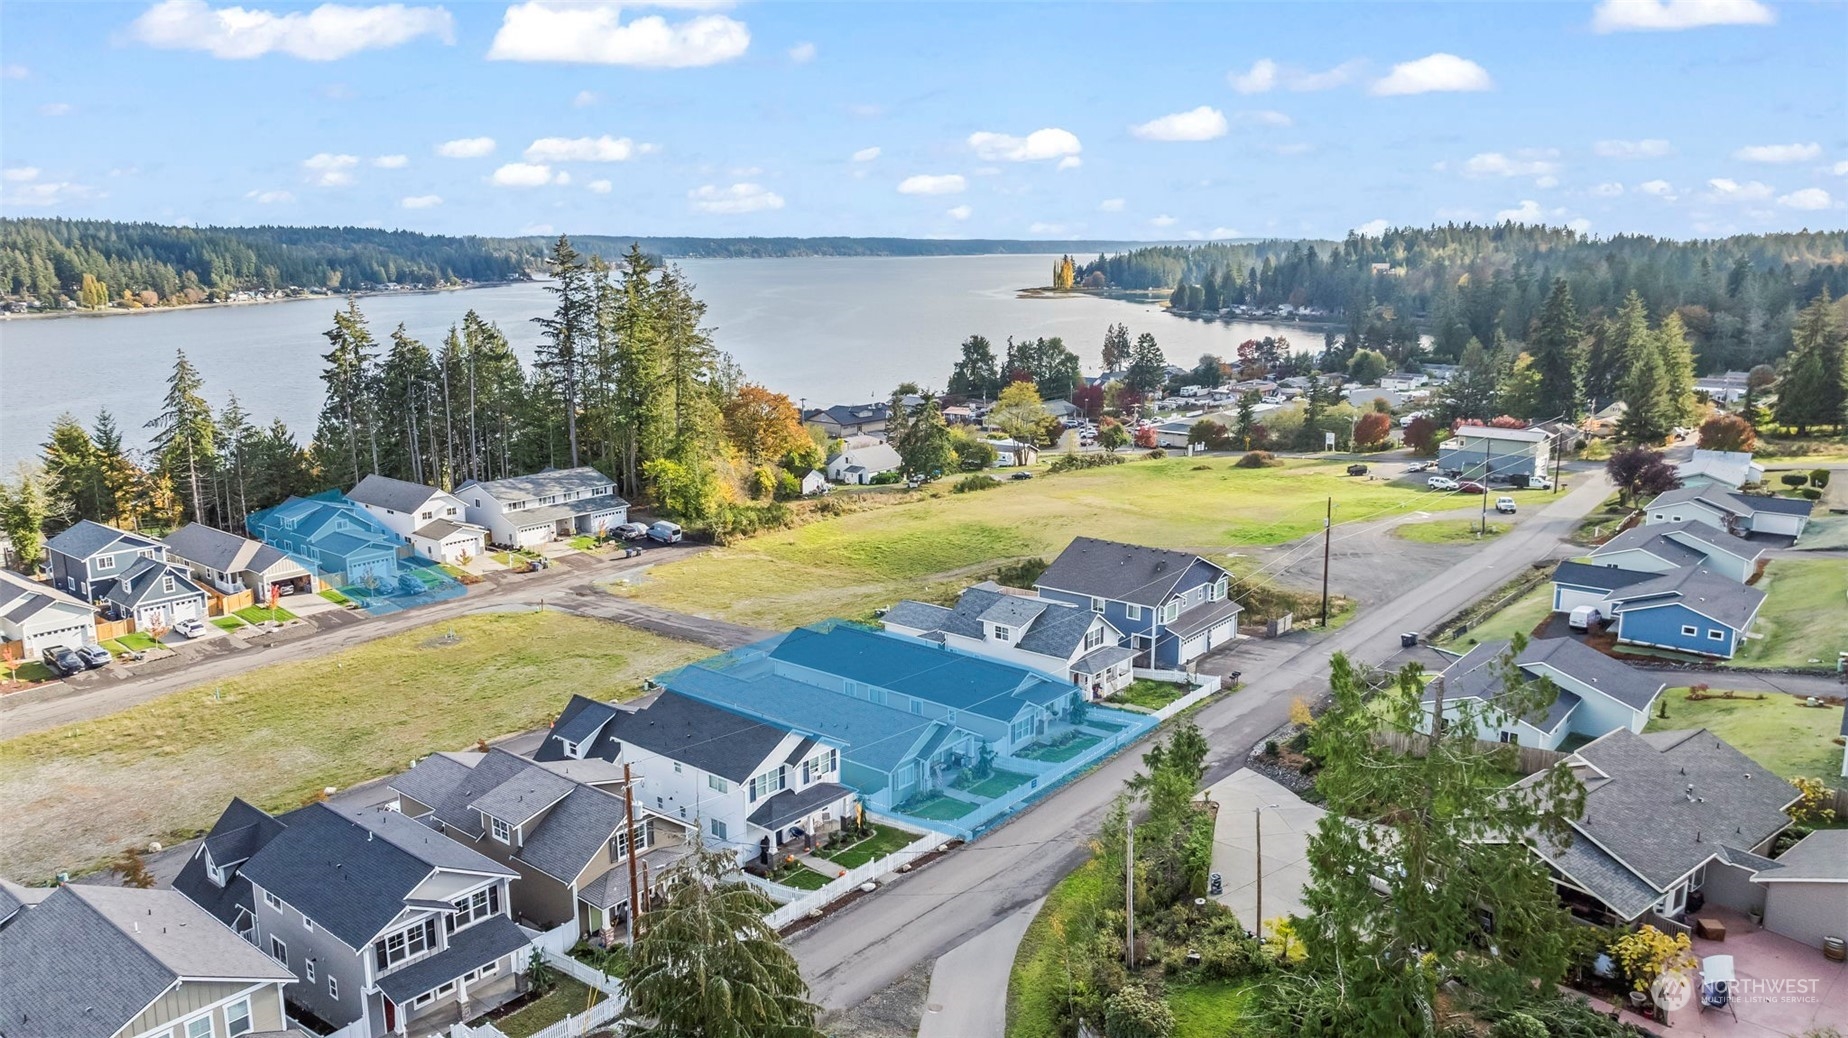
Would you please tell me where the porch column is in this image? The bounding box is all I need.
[456,972,469,1011]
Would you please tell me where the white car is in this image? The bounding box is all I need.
[174,617,208,639]
[1527,474,1554,490]
[1495,496,1518,514]
[1427,475,1459,491]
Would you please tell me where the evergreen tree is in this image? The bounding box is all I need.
[655,264,720,465]
[1101,322,1132,372]
[0,464,55,571]
[313,300,381,486]
[607,247,668,495]
[88,411,144,528]
[1528,277,1585,420]
[533,235,594,468]
[1438,340,1500,422]
[145,349,217,525]
[947,334,1000,400]
[892,397,955,481]
[1656,311,1699,428]
[1774,290,1846,434]
[1617,334,1675,443]
[41,413,102,525]
[1125,333,1167,394]
[376,325,440,484]
[216,395,254,525]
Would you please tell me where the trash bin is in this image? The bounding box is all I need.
[1400,632,1419,648]
[1825,936,1846,963]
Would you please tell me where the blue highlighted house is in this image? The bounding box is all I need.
[246,491,403,588]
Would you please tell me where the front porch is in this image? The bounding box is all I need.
[401,972,522,1038]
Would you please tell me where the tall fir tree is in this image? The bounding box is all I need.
[1528,277,1585,420]
[1101,322,1131,372]
[313,300,381,487]
[145,349,217,525]
[532,235,594,468]
[1656,310,1699,428]
[1775,290,1847,434]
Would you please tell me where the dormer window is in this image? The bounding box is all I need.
[1084,626,1105,651]
[558,739,578,758]
[1211,577,1228,601]
[1161,599,1181,624]
[489,816,511,843]
[162,575,176,594]
[991,624,1012,642]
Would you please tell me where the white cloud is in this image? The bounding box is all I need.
[967,128,1081,163]
[1732,142,1821,163]
[1235,109,1292,127]
[1591,181,1626,197]
[1535,175,1560,189]
[1098,198,1126,212]
[573,90,599,108]
[1461,149,1561,178]
[1150,214,1177,227]
[0,177,97,207]
[1591,0,1774,33]
[1057,156,1082,171]
[245,189,295,204]
[1,65,26,79]
[553,170,571,185]
[372,154,408,168]
[1028,222,1068,235]
[128,0,454,60]
[400,194,442,208]
[1354,218,1390,236]
[1228,57,1363,93]
[588,179,613,194]
[897,173,966,195]
[437,136,496,158]
[1706,177,1774,202]
[1370,53,1493,96]
[851,146,881,163]
[524,135,652,162]
[1568,217,1593,234]
[1229,58,1277,94]
[1777,187,1832,210]
[1293,60,1367,91]
[487,2,749,68]
[688,182,784,213]
[520,222,554,236]
[303,152,359,186]
[1638,179,1677,199]
[1594,138,1673,158]
[1129,106,1228,142]
[788,41,815,63]
[946,204,972,221]
[1834,160,1848,176]
[2,167,40,182]
[39,102,73,116]
[1208,227,1241,239]
[1495,199,1546,222]
[489,162,561,187]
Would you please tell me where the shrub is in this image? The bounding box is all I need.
[1609,925,1693,993]
[1490,1013,1549,1038]
[1189,419,1232,450]
[1580,438,1613,461]
[1048,452,1125,473]
[1781,473,1809,488]
[773,469,802,500]
[1790,776,1837,825]
[1145,448,1167,460]
[1196,931,1262,981]
[1353,411,1394,448]
[952,474,999,493]
[869,470,904,485]
[1697,413,1757,453]
[992,557,1049,589]
[1235,450,1280,468]
[1811,469,1831,488]
[1800,487,1822,500]
[1103,986,1174,1038]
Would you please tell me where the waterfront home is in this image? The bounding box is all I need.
[537,692,856,870]
[1036,537,1240,668]
[163,521,318,598]
[246,493,402,587]
[883,581,1136,699]
[456,466,627,548]
[1418,637,1665,750]
[0,567,97,656]
[806,402,892,440]
[44,520,207,631]
[1644,484,1812,541]
[346,474,487,564]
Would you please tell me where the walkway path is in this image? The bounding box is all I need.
[1205,770,1324,935]
[916,898,1045,1038]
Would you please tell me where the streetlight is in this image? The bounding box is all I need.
[1254,803,1280,943]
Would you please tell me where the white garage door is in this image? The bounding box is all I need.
[1181,633,1208,661]
[1207,619,1238,650]
[516,526,551,547]
[1553,586,1606,612]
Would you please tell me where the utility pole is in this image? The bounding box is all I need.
[622,762,642,944]
[1553,427,1564,495]
[1254,808,1264,943]
[1480,436,1491,535]
[1124,815,1136,970]
[1320,496,1332,627]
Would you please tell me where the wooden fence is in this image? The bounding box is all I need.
[94,616,135,641]
[1370,729,1570,776]
[207,587,255,617]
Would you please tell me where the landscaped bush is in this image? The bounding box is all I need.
[952,474,999,493]
[1235,450,1281,468]
[1103,985,1174,1038]
[1048,451,1125,473]
[1800,487,1822,499]
[869,470,904,485]
[1811,469,1831,488]
[1781,473,1809,488]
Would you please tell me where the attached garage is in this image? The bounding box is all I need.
[1753,830,1848,952]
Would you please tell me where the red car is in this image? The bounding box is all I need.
[1457,480,1487,494]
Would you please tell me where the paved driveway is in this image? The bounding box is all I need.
[1205,770,1323,932]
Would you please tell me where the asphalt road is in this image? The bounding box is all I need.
[789,470,1619,1016]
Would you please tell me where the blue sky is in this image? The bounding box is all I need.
[2,0,1843,241]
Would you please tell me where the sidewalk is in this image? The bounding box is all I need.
[918,897,1044,1038]
[1205,770,1323,931]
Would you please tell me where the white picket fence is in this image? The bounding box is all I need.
[1150,676,1224,721]
[544,948,625,995]
[762,828,951,929]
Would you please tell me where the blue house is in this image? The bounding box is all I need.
[246,492,403,587]
[1603,564,1765,659]
[1035,536,1240,668]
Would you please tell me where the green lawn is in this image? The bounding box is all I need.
[954,767,1034,799]
[1019,734,1102,763]
[1729,557,1848,669]
[569,534,600,551]
[317,588,350,605]
[1169,979,1259,1038]
[774,864,834,890]
[1445,582,1555,647]
[235,604,296,624]
[210,616,247,633]
[1008,858,1107,1038]
[8,662,55,683]
[493,976,604,1038]
[0,612,710,882]
[1107,678,1193,712]
[900,794,977,821]
[818,824,924,868]
[1394,518,1508,543]
[612,457,1431,629]
[114,632,159,652]
[1647,687,1845,788]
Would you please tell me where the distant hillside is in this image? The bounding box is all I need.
[546,235,1167,260]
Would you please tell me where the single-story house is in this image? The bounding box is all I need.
[1644,484,1813,541]
[990,438,1039,467]
[799,469,829,496]
[1587,519,1764,584]
[1603,563,1766,659]
[0,567,97,656]
[1675,449,1763,490]
[826,442,902,484]
[457,467,628,549]
[1439,424,1551,481]
[1512,727,1797,926]
[1749,829,1848,951]
[1694,371,1751,403]
[247,493,402,587]
[883,581,1137,699]
[346,474,488,564]
[1551,559,1660,613]
[1420,637,1666,750]
[806,402,892,441]
[163,521,318,598]
[1043,399,1081,420]
[1036,536,1240,669]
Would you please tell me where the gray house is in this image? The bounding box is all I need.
[45,520,207,630]
[0,884,295,1038]
[883,582,1137,699]
[163,522,318,598]
[0,566,97,656]
[175,799,530,1038]
[456,467,628,548]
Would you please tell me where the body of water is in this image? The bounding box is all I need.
[0,254,1324,468]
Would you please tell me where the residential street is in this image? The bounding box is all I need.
[789,471,1619,1016]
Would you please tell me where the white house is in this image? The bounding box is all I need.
[1420,637,1666,750]
[990,438,1040,467]
[799,469,829,496]
[1439,424,1551,481]
[1675,449,1763,490]
[826,442,902,484]
[457,467,629,548]
[346,474,487,564]
[1644,484,1813,541]
[0,567,96,656]
[1587,519,1764,584]
[883,581,1138,699]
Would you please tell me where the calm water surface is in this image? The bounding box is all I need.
[0,254,1321,467]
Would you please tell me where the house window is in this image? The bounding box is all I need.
[1089,596,1104,612]
[447,886,502,932]
[373,919,439,972]
[611,820,654,861]
[420,511,433,520]
[803,749,834,781]
[1212,577,1229,601]
[749,767,787,802]
[269,936,288,966]
[1680,625,1698,637]
[489,816,511,843]
[305,959,317,983]
[674,762,683,774]
[301,913,314,932]
[707,773,727,793]
[710,818,728,841]
[991,624,1011,642]
[909,698,922,715]
[1011,717,1034,744]
[1125,604,1144,621]
[468,962,499,983]
[186,1014,216,1038]
[329,977,339,1001]
[1499,731,1520,745]
[226,997,253,1037]
[1161,600,1181,624]
[263,891,282,911]
[1708,629,1726,641]
[96,555,115,571]
[162,574,176,593]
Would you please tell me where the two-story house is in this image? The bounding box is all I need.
[346,475,487,565]
[804,402,891,441]
[456,467,628,548]
[537,692,857,870]
[163,522,318,599]
[1438,424,1551,481]
[0,884,295,1038]
[44,519,208,631]
[1035,537,1240,669]
[883,581,1136,699]
[175,800,529,1038]
[246,494,402,588]
[1419,637,1667,750]
[391,748,690,942]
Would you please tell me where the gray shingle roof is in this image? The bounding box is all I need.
[412,517,476,541]
[977,594,1049,629]
[1594,520,1761,565]
[1608,564,1766,629]
[1753,829,1848,882]
[1072,644,1137,673]
[175,798,281,932]
[746,781,855,829]
[1517,637,1665,712]
[44,519,161,561]
[1168,598,1243,638]
[513,786,629,883]
[881,600,955,633]
[467,765,577,829]
[1647,484,1814,519]
[458,466,622,507]
[373,915,529,1003]
[536,692,797,783]
[886,584,1107,662]
[0,569,90,624]
[1422,640,1582,732]
[162,522,297,576]
[1552,560,1659,593]
[347,473,445,514]
[1038,536,1226,607]
[103,557,205,609]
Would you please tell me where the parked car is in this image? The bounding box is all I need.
[1406,461,1433,473]
[75,644,113,669]
[1346,464,1369,476]
[648,520,684,544]
[40,645,84,677]
[1427,475,1459,491]
[1010,471,1034,480]
[614,521,650,540]
[1495,496,1518,513]
[1458,481,1487,494]
[1569,605,1603,631]
[1527,474,1554,490]
[274,582,297,596]
[173,617,208,639]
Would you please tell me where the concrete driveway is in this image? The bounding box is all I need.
[1205,769,1324,933]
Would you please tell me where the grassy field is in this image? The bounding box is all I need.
[1394,518,1509,543]
[610,457,1429,629]
[0,612,708,881]
[1444,583,1555,648]
[1730,557,1848,669]
[1646,688,1845,788]
[775,864,834,890]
